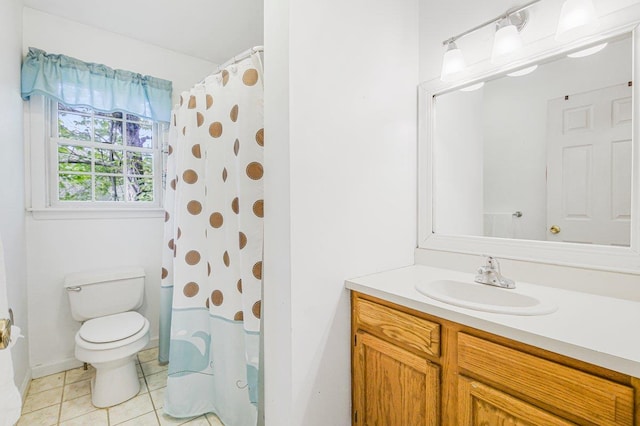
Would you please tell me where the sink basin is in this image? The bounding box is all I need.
[415,280,557,316]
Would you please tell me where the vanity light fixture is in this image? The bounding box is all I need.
[440,41,466,82]
[556,0,599,41]
[440,0,602,82]
[491,15,525,64]
[507,65,538,77]
[567,42,608,58]
[439,0,540,81]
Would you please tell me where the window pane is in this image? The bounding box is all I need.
[52,102,160,206]
[125,120,153,148]
[126,113,152,124]
[58,145,92,172]
[127,177,154,202]
[94,118,123,145]
[58,103,91,115]
[58,112,92,141]
[59,173,92,201]
[96,110,123,119]
[127,152,153,176]
[95,175,125,201]
[95,149,123,173]
[138,124,153,148]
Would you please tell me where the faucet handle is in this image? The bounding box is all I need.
[486,256,499,269]
[480,255,502,275]
[480,255,497,267]
[477,255,515,288]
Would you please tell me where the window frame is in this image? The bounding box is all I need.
[25,95,167,219]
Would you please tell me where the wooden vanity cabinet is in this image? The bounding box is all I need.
[457,376,576,425]
[353,331,440,425]
[352,294,441,425]
[351,292,640,426]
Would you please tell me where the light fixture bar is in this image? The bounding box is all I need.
[441,0,541,45]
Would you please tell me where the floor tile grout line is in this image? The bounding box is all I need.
[20,349,163,426]
[139,353,161,426]
[57,373,65,426]
[57,370,66,425]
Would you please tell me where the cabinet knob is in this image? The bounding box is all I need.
[549,225,561,234]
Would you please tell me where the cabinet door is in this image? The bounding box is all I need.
[458,376,575,426]
[458,333,634,425]
[353,331,440,426]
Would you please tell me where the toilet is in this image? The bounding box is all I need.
[65,267,150,408]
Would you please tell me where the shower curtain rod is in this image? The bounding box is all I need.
[212,45,264,75]
[193,45,264,88]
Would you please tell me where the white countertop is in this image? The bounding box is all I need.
[345,265,640,377]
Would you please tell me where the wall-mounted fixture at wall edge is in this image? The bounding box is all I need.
[440,0,601,81]
[491,14,526,64]
[556,0,599,41]
[441,41,466,82]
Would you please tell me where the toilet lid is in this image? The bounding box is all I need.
[79,311,145,343]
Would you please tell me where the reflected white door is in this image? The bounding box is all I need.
[546,82,632,246]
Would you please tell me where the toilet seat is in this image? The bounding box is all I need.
[80,311,145,343]
[75,315,150,354]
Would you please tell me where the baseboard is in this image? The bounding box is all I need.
[30,338,159,379]
[19,367,32,402]
[145,336,159,351]
[31,357,84,379]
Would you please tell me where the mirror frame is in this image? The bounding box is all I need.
[418,21,640,274]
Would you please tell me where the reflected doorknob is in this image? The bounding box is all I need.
[549,225,561,234]
[0,318,11,350]
[0,308,14,350]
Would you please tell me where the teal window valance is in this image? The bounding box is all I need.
[21,47,173,122]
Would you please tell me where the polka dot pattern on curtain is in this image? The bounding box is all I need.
[161,55,264,333]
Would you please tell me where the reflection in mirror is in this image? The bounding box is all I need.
[433,33,632,247]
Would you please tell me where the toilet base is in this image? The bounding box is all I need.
[90,355,140,408]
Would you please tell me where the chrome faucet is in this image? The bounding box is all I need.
[475,256,515,289]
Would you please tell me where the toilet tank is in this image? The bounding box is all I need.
[64,267,146,322]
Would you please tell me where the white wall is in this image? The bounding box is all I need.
[23,8,217,106]
[264,0,418,424]
[22,8,217,377]
[0,0,30,396]
[262,0,291,423]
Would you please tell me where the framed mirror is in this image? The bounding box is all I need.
[418,23,640,273]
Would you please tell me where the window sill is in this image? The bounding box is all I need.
[27,207,165,220]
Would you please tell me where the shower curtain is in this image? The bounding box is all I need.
[159,52,263,425]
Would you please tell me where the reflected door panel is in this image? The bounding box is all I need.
[546,82,632,246]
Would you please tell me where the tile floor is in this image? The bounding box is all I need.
[18,347,224,426]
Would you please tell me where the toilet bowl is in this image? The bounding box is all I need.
[65,267,150,408]
[75,311,150,407]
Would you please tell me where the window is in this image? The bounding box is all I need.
[25,96,168,217]
[52,102,165,205]
[21,49,172,217]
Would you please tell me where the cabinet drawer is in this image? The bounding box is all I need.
[458,333,634,426]
[354,297,440,357]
